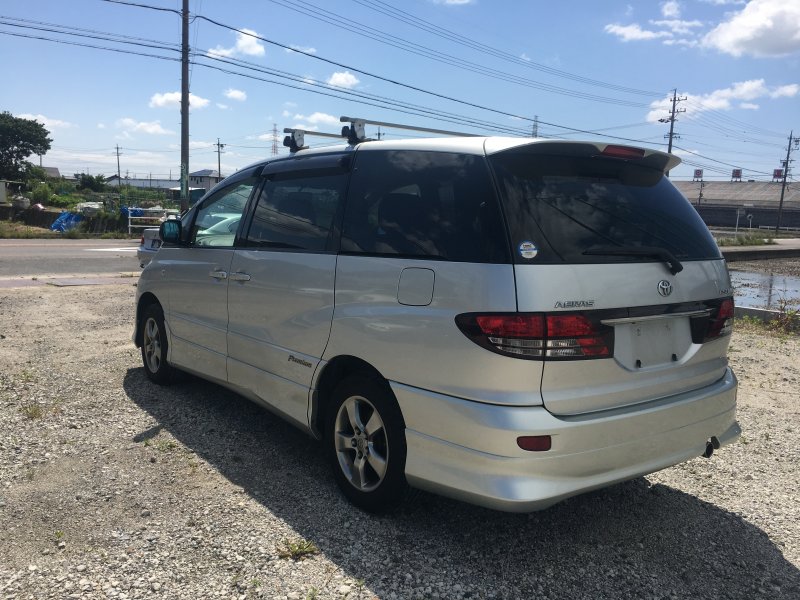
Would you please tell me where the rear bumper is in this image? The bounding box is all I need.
[392,367,739,512]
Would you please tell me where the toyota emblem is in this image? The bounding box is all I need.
[657,280,673,297]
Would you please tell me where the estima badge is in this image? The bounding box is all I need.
[657,280,673,297]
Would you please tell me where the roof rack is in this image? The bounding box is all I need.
[283,116,480,153]
[340,116,480,145]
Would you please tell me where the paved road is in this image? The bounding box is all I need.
[0,239,140,277]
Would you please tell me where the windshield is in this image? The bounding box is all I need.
[489,151,721,264]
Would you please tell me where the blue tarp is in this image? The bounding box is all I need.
[50,212,84,232]
[120,207,144,218]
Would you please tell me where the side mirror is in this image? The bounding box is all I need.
[160,219,182,245]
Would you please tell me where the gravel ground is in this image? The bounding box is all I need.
[0,281,798,599]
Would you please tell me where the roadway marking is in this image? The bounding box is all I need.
[84,247,137,253]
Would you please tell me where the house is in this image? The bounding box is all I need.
[42,167,61,178]
[189,169,223,191]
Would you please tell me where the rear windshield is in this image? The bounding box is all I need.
[489,151,721,264]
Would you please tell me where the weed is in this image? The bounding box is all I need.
[54,530,65,541]
[277,538,319,561]
[21,404,44,420]
[19,369,36,384]
[156,439,178,452]
[306,588,319,600]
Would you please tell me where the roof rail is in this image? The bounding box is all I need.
[340,116,480,144]
[283,117,482,153]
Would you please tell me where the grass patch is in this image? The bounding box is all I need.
[716,234,774,247]
[0,221,60,239]
[21,404,45,420]
[277,538,319,561]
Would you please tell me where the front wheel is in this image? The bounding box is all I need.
[326,376,408,512]
[141,303,173,385]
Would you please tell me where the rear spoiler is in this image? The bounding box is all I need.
[486,140,681,174]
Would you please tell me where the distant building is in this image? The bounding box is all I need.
[42,167,61,178]
[189,169,223,191]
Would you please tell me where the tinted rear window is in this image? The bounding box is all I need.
[489,151,721,264]
[341,150,509,263]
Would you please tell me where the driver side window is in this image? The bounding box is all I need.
[190,179,255,248]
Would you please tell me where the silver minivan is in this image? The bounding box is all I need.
[134,136,739,512]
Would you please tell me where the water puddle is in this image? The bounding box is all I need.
[729,270,800,310]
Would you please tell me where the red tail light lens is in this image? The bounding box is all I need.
[705,297,734,340]
[456,312,614,360]
[139,235,145,246]
[601,145,645,160]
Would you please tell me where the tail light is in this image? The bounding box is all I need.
[455,312,614,360]
[705,297,734,341]
[139,235,145,246]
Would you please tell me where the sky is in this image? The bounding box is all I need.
[1,0,798,181]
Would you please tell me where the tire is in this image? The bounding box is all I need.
[141,303,173,385]
[326,375,409,512]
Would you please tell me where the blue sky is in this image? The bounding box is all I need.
[1,0,798,181]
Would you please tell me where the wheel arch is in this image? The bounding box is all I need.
[134,292,162,347]
[311,355,389,439]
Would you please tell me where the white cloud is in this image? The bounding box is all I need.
[661,1,681,18]
[282,110,292,117]
[703,0,800,57]
[740,102,760,109]
[149,91,210,109]
[207,28,265,58]
[646,79,797,121]
[286,45,317,54]
[224,88,247,101]
[433,0,474,4]
[770,83,799,98]
[293,112,339,126]
[520,53,531,61]
[326,71,360,88]
[97,123,106,129]
[650,19,703,35]
[116,118,174,135]
[217,103,229,110]
[604,23,673,41]
[16,113,75,129]
[292,123,318,132]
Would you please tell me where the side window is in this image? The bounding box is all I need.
[190,180,255,248]
[243,173,347,251]
[341,150,509,263]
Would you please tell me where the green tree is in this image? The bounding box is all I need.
[75,173,107,192]
[0,111,52,181]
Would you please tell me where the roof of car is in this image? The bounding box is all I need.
[237,136,680,173]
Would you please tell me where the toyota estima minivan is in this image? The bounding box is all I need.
[134,134,740,513]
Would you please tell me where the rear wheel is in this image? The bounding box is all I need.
[141,304,173,384]
[327,376,408,512]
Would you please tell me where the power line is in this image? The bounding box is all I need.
[348,0,662,97]
[261,0,652,108]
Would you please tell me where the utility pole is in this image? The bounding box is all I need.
[775,130,799,234]
[659,88,686,177]
[115,145,122,183]
[215,138,226,180]
[180,0,190,212]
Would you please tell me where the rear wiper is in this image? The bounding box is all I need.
[583,245,684,275]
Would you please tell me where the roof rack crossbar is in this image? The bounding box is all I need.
[340,116,480,143]
[283,127,346,153]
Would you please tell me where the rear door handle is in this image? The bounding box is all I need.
[209,270,228,280]
[229,272,251,282]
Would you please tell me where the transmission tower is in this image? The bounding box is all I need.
[271,124,279,156]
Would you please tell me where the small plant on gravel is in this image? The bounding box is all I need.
[277,538,319,561]
[21,403,44,420]
[306,588,319,600]
[155,439,178,452]
[19,369,36,384]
